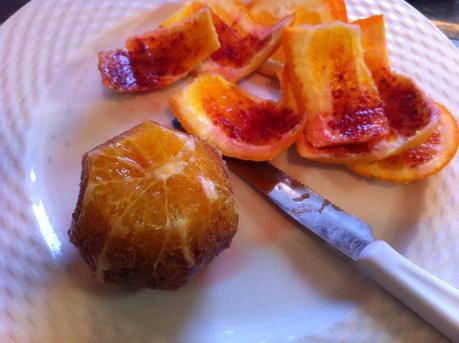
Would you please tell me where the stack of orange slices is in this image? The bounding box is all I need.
[97,0,458,184]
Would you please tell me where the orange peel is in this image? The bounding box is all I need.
[169,74,304,161]
[284,22,389,148]
[248,0,348,77]
[348,104,459,183]
[98,8,219,92]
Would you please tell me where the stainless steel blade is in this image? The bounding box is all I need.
[226,158,374,260]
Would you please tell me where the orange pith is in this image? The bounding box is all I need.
[169,73,304,161]
[348,104,459,183]
[69,121,238,289]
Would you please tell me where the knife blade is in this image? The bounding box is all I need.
[226,157,372,260]
[226,157,459,342]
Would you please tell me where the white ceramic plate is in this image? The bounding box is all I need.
[1,0,459,342]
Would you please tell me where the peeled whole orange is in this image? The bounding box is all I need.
[69,121,238,289]
[169,73,304,161]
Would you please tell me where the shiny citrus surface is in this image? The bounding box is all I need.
[69,121,238,289]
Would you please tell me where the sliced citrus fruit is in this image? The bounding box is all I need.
[98,8,219,92]
[284,22,389,148]
[249,0,348,77]
[169,74,305,161]
[348,104,459,183]
[69,121,238,289]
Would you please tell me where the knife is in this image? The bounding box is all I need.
[226,158,459,342]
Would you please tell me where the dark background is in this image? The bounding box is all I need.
[1,0,458,47]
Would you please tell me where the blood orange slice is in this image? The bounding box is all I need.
[69,121,238,289]
[169,74,305,161]
[249,0,348,77]
[284,22,389,148]
[348,104,459,183]
[97,8,219,92]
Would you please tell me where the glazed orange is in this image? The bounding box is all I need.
[69,121,238,289]
[169,73,304,161]
[98,8,219,92]
[348,104,459,183]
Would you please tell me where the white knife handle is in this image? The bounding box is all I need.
[358,240,459,342]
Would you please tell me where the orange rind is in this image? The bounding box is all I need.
[284,23,389,148]
[98,8,219,92]
[169,74,304,161]
[348,104,459,183]
[197,0,292,82]
[286,16,440,164]
[160,0,292,82]
[356,15,440,155]
[248,0,348,77]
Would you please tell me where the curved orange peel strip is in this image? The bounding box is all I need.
[249,0,349,77]
[290,16,441,164]
[161,0,292,82]
[355,15,441,155]
[98,8,220,92]
[169,74,305,161]
[348,104,459,184]
[284,22,389,148]
[196,0,292,82]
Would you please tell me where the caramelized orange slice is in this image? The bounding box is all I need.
[98,8,219,92]
[348,104,459,183]
[284,23,389,148]
[169,74,304,161]
[249,0,348,76]
[69,121,238,289]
